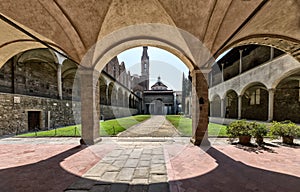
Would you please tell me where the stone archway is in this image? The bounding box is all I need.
[99,76,107,105]
[211,95,221,117]
[79,28,212,145]
[241,82,269,121]
[225,90,238,119]
[274,70,300,123]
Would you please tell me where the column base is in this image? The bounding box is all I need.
[80,137,102,145]
[190,137,210,146]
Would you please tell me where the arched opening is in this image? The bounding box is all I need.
[62,59,78,100]
[211,95,221,117]
[241,83,268,121]
[225,90,238,119]
[117,88,123,107]
[124,92,128,107]
[78,24,213,145]
[274,70,300,123]
[107,82,114,106]
[99,76,107,105]
[129,94,132,108]
[0,48,79,135]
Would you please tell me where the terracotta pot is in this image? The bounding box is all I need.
[282,136,294,144]
[239,135,251,145]
[255,136,264,145]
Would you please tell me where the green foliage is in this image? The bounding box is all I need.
[269,120,300,138]
[226,120,252,138]
[249,122,268,138]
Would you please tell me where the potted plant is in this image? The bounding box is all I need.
[226,120,252,145]
[250,122,268,145]
[270,120,300,144]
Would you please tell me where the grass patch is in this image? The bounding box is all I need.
[166,115,228,137]
[18,115,151,137]
[100,115,151,136]
[18,125,81,137]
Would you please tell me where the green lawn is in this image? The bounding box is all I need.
[18,115,151,137]
[100,115,151,136]
[166,115,227,137]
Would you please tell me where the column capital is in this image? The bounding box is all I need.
[268,88,275,92]
[78,67,100,76]
[190,69,204,75]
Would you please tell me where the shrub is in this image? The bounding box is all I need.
[270,120,300,138]
[250,122,268,138]
[226,120,252,138]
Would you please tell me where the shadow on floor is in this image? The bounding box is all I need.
[170,146,300,192]
[0,145,85,192]
[1,145,299,192]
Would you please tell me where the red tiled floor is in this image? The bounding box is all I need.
[166,143,300,192]
[0,142,116,192]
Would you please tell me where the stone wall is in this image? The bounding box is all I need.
[0,93,81,136]
[100,105,138,120]
[274,80,300,123]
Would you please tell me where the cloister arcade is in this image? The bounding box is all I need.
[0,47,141,135]
[209,45,300,124]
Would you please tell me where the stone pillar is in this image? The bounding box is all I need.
[80,68,101,145]
[270,47,274,60]
[239,50,243,74]
[190,70,210,146]
[221,98,225,118]
[57,63,63,100]
[209,101,213,117]
[221,63,224,82]
[238,95,242,119]
[209,72,213,87]
[268,89,275,122]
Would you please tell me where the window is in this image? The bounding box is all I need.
[250,89,260,105]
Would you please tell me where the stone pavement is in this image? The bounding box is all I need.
[117,115,181,137]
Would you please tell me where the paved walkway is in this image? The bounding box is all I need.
[118,115,181,137]
[0,136,300,192]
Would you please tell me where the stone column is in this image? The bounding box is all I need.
[80,68,101,145]
[239,50,243,74]
[221,98,225,118]
[270,47,274,60]
[268,89,275,122]
[209,101,213,117]
[238,95,242,119]
[209,71,213,87]
[221,63,224,82]
[190,70,210,146]
[57,63,63,100]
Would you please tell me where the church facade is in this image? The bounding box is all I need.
[143,77,175,115]
[130,47,178,115]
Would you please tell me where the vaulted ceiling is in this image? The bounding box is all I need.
[0,0,299,69]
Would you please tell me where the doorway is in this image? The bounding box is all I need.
[28,111,41,131]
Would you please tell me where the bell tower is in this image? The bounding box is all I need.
[141,46,149,90]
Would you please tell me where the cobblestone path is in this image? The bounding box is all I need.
[117,115,181,137]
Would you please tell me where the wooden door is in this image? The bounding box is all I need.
[28,111,40,131]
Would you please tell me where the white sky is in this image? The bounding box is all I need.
[118,47,189,91]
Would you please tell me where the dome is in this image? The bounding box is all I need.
[151,76,168,90]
